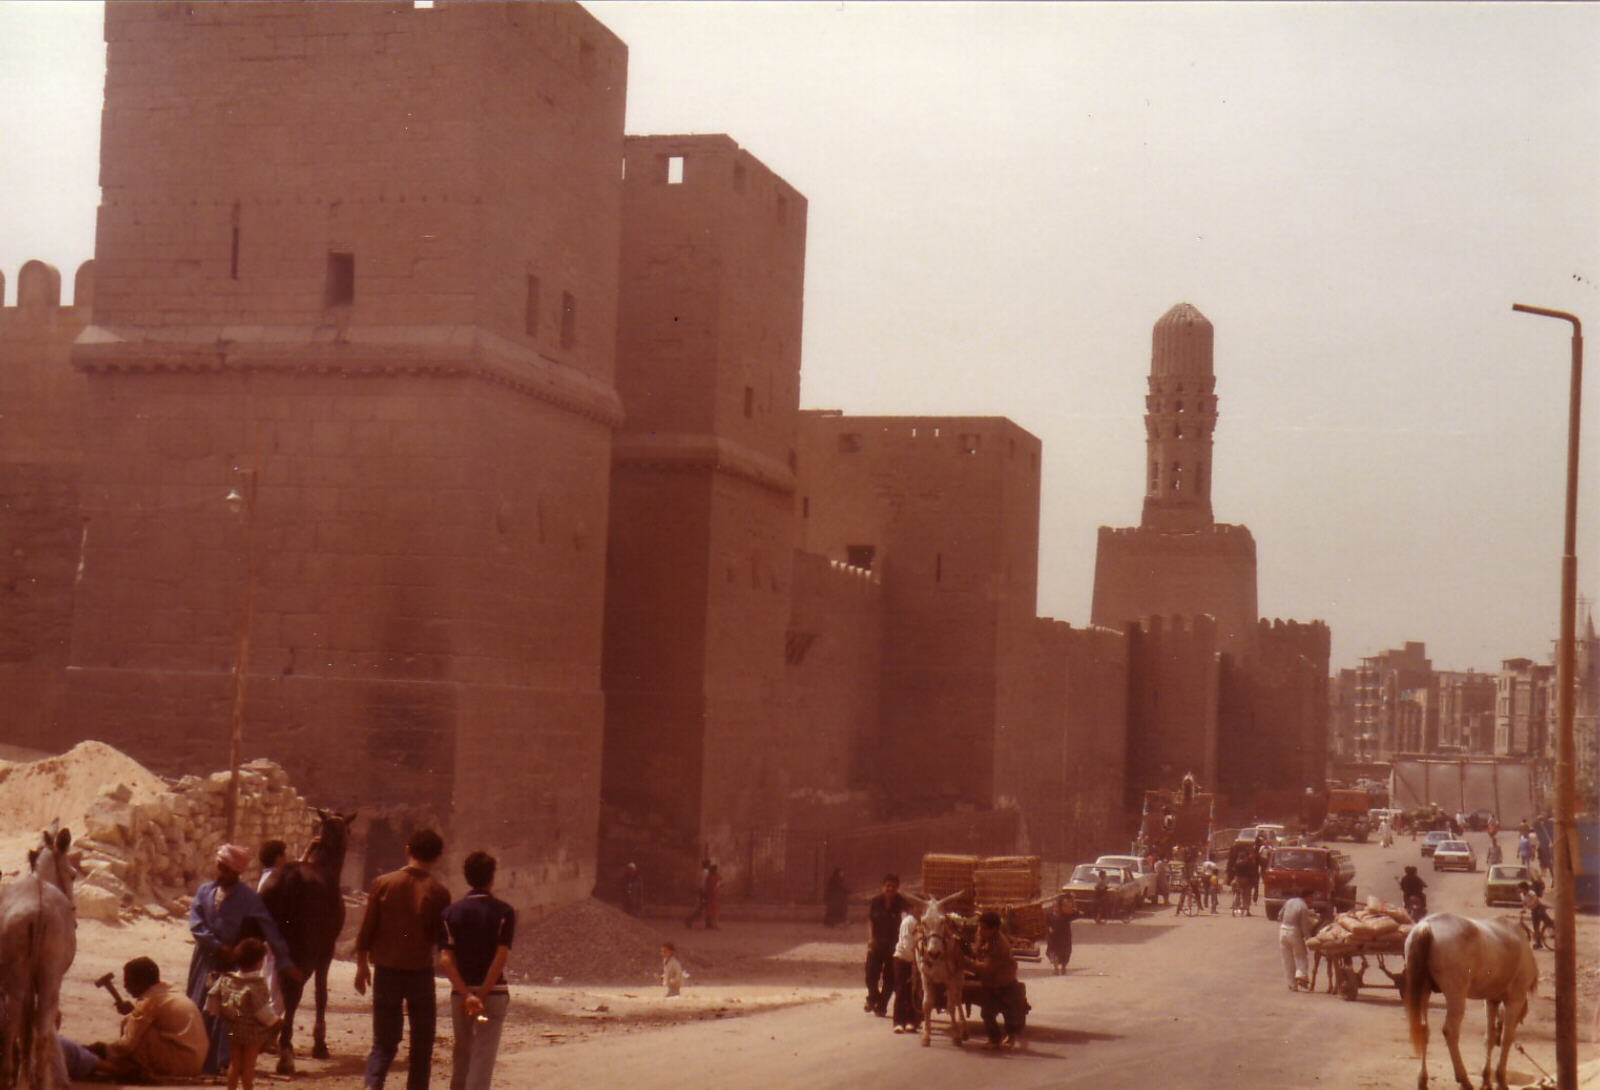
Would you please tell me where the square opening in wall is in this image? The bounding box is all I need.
[325,252,354,307]
[667,156,684,184]
[846,544,876,572]
[838,433,862,454]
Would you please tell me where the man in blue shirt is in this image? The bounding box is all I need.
[187,843,298,1074]
[439,851,516,1090]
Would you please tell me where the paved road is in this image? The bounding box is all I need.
[502,831,1581,1089]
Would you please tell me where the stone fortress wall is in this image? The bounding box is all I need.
[1,1,1329,908]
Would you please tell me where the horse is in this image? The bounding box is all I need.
[1402,913,1537,1090]
[0,826,78,1090]
[911,890,969,1048]
[260,809,355,1075]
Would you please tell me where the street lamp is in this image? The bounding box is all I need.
[222,457,260,845]
[1510,302,1581,1090]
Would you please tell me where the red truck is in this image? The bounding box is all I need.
[1263,845,1357,920]
[1300,787,1372,843]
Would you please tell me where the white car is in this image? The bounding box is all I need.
[1433,840,1477,872]
[1096,854,1159,904]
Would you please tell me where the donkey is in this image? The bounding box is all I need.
[911,890,970,1048]
[260,809,355,1075]
[1402,913,1538,1090]
[0,826,78,1090]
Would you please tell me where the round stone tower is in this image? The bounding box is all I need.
[1140,303,1218,532]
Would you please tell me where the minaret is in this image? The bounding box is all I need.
[1140,303,1217,532]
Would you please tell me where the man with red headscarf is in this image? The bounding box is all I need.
[187,843,298,1075]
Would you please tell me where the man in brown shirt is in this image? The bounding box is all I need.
[355,828,451,1090]
[60,957,208,1081]
[967,911,1027,1049]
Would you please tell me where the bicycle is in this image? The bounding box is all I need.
[1173,877,1204,917]
[1230,879,1251,917]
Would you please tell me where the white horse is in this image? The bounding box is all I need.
[0,826,78,1090]
[1402,913,1537,1090]
[911,890,969,1048]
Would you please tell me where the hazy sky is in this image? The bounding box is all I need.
[2,2,1597,673]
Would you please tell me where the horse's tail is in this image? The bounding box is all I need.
[1403,921,1433,1056]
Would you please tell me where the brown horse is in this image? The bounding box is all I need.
[260,809,354,1075]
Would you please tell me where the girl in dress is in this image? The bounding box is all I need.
[205,938,281,1090]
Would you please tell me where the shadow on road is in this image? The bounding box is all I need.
[1071,920,1183,945]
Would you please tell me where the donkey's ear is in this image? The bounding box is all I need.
[55,828,72,854]
[316,807,329,821]
[28,849,39,869]
[340,811,358,826]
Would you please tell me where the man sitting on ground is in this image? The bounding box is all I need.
[61,957,208,1082]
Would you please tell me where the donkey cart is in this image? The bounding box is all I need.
[1308,932,1407,1001]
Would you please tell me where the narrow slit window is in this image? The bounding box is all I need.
[935,553,943,583]
[560,291,576,349]
[667,156,684,184]
[325,251,354,307]
[743,385,754,419]
[230,202,241,280]
[524,274,540,337]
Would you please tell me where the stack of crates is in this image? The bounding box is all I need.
[920,853,980,914]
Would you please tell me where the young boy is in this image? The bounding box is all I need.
[661,943,685,997]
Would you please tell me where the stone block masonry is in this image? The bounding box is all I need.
[53,0,630,908]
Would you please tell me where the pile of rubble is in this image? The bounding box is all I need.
[508,898,698,985]
[0,742,318,924]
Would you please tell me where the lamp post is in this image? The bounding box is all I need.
[222,453,260,846]
[1510,302,1581,1090]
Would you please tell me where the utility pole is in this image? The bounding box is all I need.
[1510,303,1582,1090]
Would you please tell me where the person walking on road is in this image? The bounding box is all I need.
[822,867,849,927]
[354,828,451,1090]
[890,901,922,1033]
[684,858,711,929]
[1045,895,1076,973]
[1278,888,1318,991]
[439,851,515,1090]
[863,874,906,1017]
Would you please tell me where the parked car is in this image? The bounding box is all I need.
[1234,824,1285,850]
[1484,863,1532,906]
[1061,864,1142,919]
[1421,829,1453,857]
[1465,809,1494,831]
[1095,854,1159,904]
[1433,840,1477,872]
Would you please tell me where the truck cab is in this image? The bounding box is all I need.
[1263,845,1356,920]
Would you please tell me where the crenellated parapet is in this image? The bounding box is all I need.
[1096,522,1257,560]
[1257,617,1332,669]
[0,261,94,324]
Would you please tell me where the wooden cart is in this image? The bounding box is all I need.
[1308,931,1407,1001]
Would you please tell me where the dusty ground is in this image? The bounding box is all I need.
[36,834,1600,1088]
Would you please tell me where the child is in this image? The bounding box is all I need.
[205,938,281,1090]
[661,942,685,997]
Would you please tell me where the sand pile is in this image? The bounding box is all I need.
[508,899,702,985]
[0,741,169,837]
